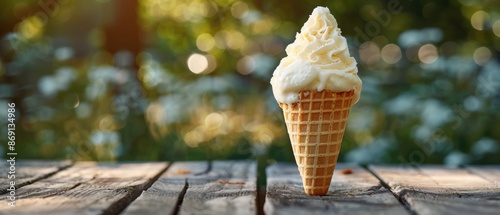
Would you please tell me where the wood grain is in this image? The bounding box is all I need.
[0,160,71,194]
[180,161,257,215]
[265,163,409,215]
[120,161,204,215]
[370,165,500,215]
[466,165,500,186]
[0,162,168,215]
[3,160,498,215]
[122,160,257,215]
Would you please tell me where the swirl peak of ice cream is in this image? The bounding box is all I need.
[270,6,362,105]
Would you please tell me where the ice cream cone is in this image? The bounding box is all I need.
[280,90,354,196]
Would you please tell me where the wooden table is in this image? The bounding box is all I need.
[1,161,499,215]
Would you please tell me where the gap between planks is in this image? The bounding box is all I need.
[170,160,213,215]
[122,160,258,215]
[7,161,498,215]
[101,162,171,215]
[169,161,213,215]
[369,164,500,215]
[0,160,72,195]
[0,161,170,215]
[365,165,418,215]
[171,178,189,215]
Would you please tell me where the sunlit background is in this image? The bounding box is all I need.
[0,0,499,166]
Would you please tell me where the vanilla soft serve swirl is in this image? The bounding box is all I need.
[270,6,362,105]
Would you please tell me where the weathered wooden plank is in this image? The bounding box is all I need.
[265,163,409,215]
[418,166,497,192]
[0,160,72,194]
[0,162,168,215]
[121,161,205,215]
[180,161,257,215]
[370,165,500,215]
[466,165,500,186]
[122,160,257,215]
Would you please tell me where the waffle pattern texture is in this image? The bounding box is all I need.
[280,90,354,195]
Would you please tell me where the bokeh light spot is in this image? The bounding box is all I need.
[470,10,489,31]
[237,56,255,75]
[381,44,402,64]
[205,112,224,129]
[19,16,44,40]
[473,47,492,65]
[251,15,277,35]
[493,20,500,37]
[418,44,438,64]
[184,129,204,148]
[231,1,249,19]
[359,42,380,66]
[146,102,165,125]
[187,53,209,74]
[226,30,246,50]
[99,115,117,130]
[196,33,215,52]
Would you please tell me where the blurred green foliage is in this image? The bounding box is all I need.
[0,0,499,166]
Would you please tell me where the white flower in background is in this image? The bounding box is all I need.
[85,81,106,100]
[86,65,129,99]
[142,62,171,88]
[241,10,261,25]
[76,102,92,119]
[88,66,120,83]
[421,57,446,72]
[412,124,433,140]
[38,67,76,97]
[90,132,105,145]
[446,56,475,77]
[90,130,120,145]
[212,94,232,110]
[419,99,452,128]
[398,28,443,47]
[185,76,232,93]
[39,76,58,97]
[158,94,197,124]
[250,54,275,79]
[54,67,76,90]
[412,125,452,150]
[348,108,375,131]
[345,135,394,164]
[472,138,499,156]
[463,96,483,112]
[444,150,471,167]
[360,77,381,96]
[476,60,500,98]
[54,47,74,61]
[384,93,419,115]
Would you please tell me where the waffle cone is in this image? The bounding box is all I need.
[280,90,354,196]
